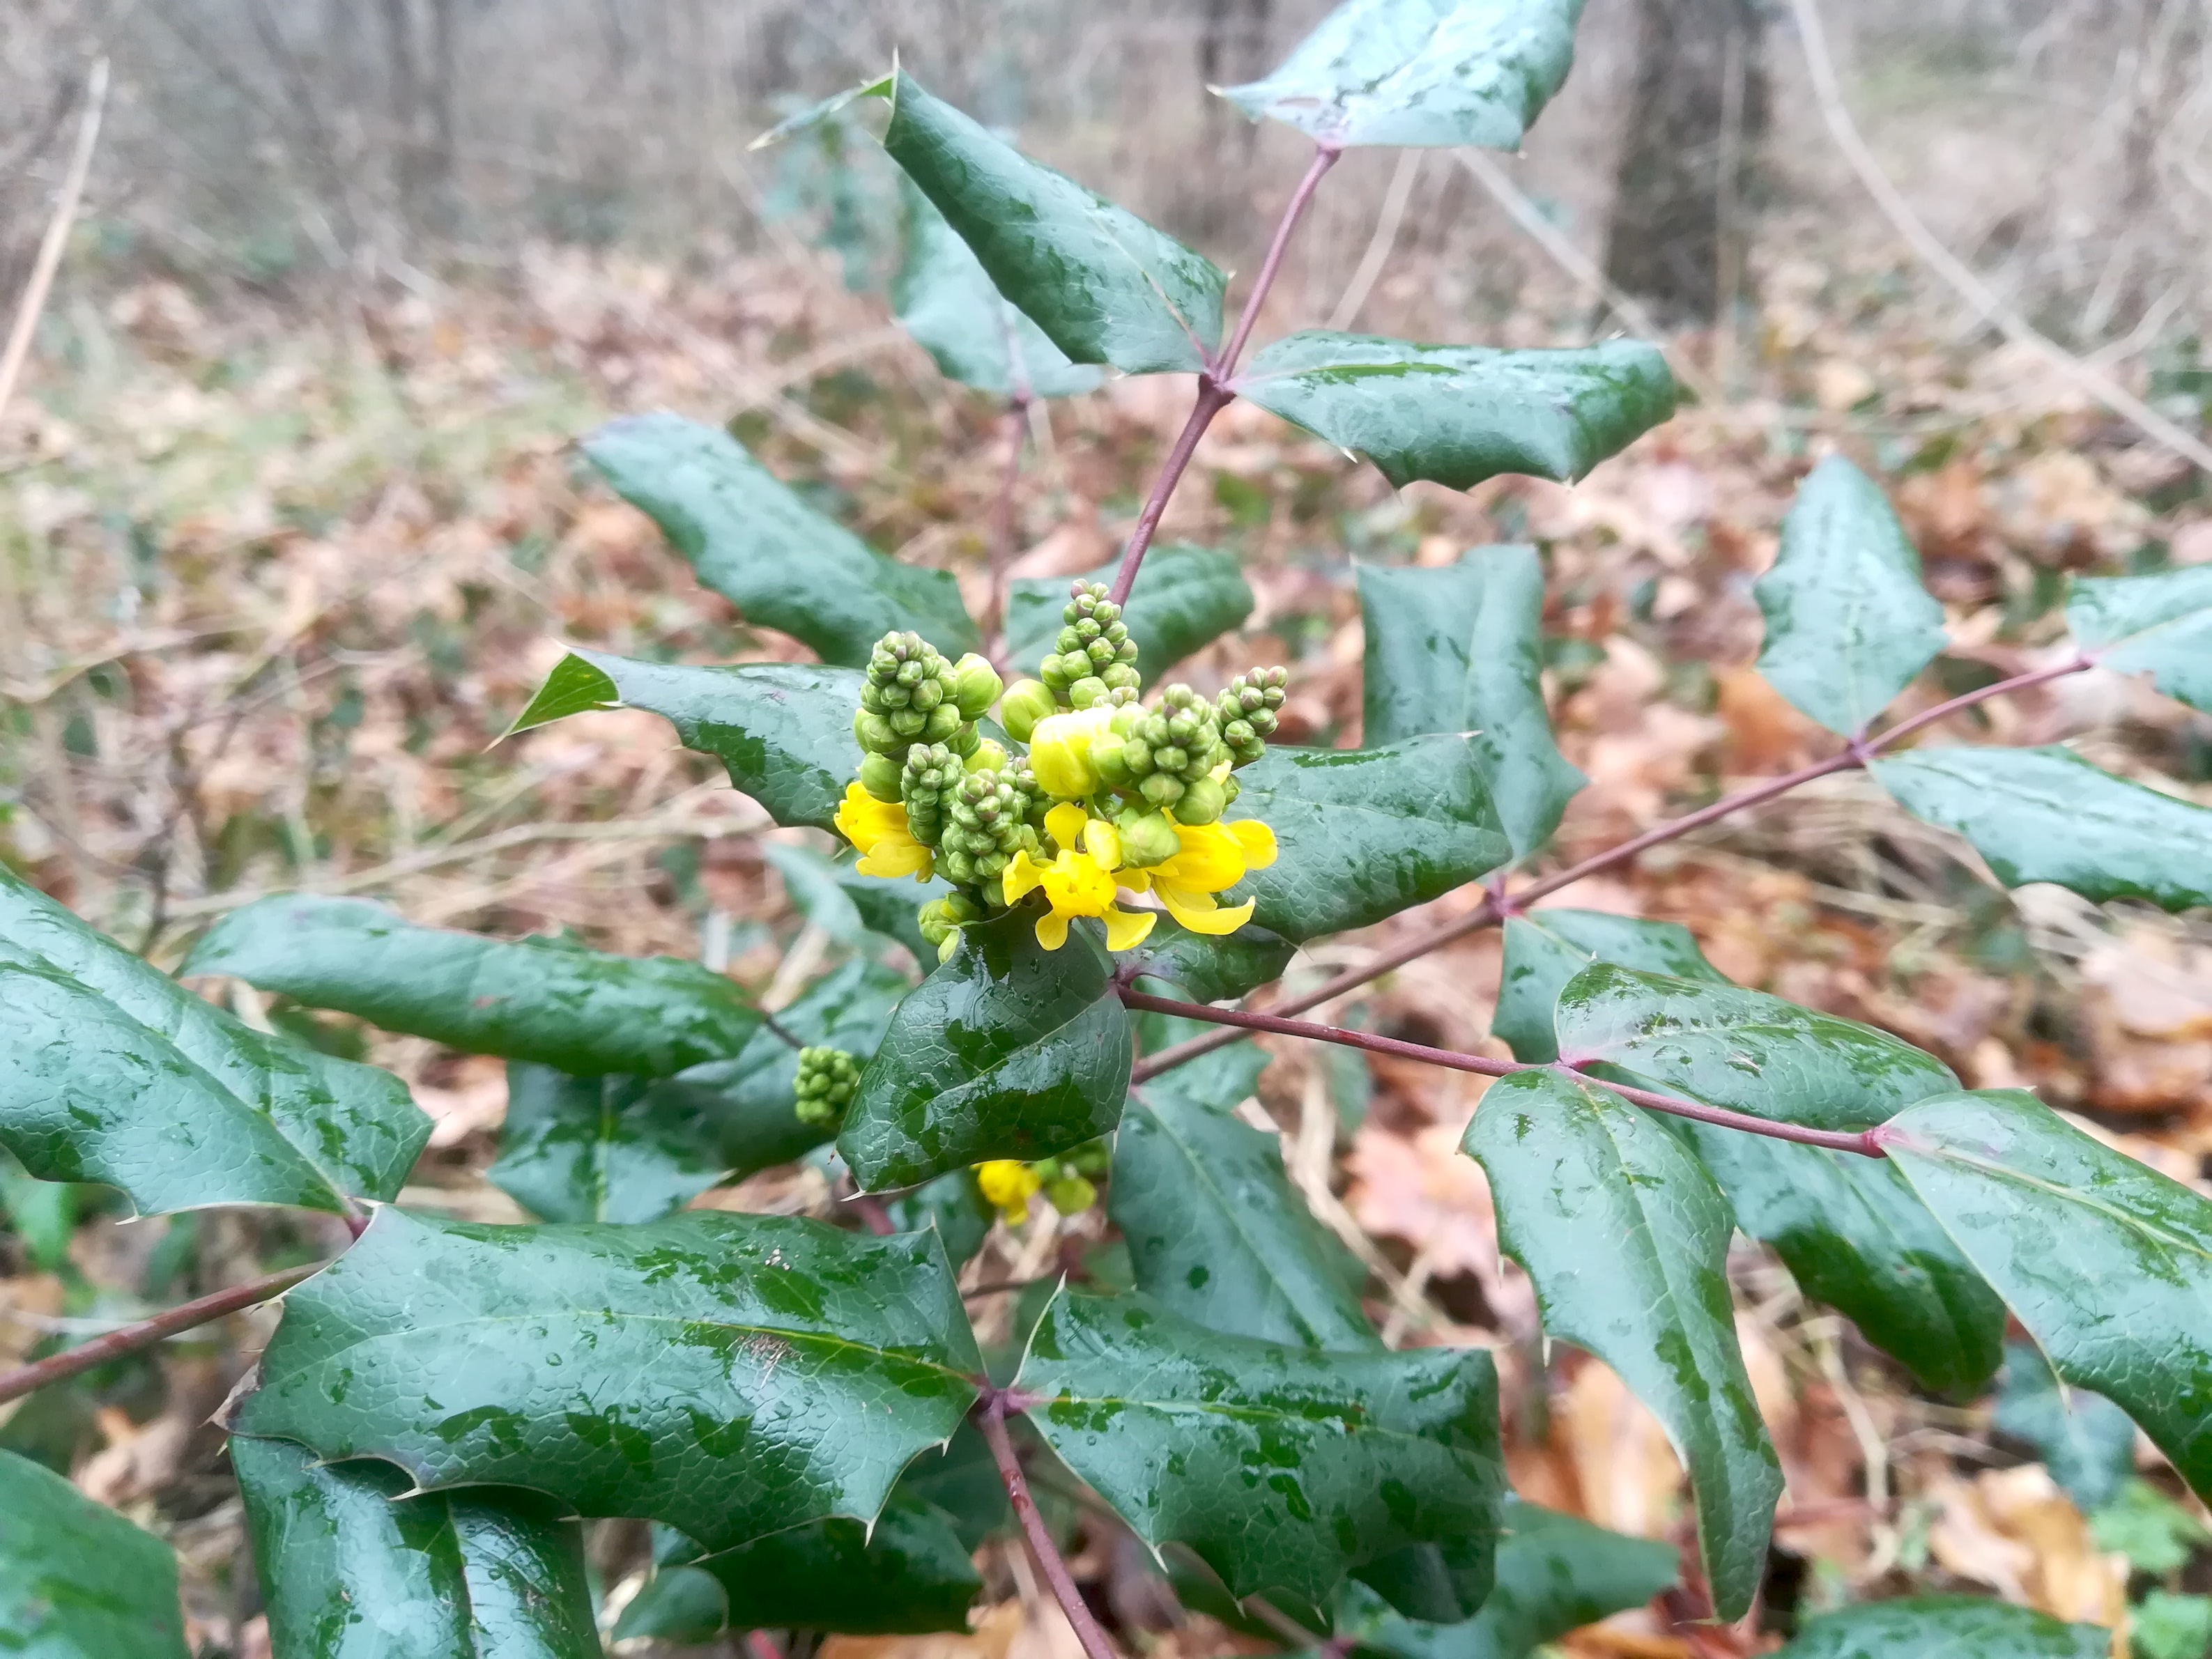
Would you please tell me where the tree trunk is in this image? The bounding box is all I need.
[1602,0,1769,324]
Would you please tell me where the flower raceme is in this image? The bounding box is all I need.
[1121,817,1276,936]
[1001,803,1277,952]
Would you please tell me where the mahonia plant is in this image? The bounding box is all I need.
[7,3,2212,1658]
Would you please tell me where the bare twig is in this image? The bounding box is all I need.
[0,58,107,432]
[1328,148,1420,332]
[1788,0,2212,476]
[0,1262,323,1407]
[988,392,1033,647]
[978,1391,1118,1659]
[1120,991,1883,1155]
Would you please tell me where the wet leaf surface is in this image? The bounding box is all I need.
[2066,564,2212,715]
[0,1447,188,1659]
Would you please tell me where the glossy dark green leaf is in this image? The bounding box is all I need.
[188,894,760,1079]
[1464,1070,1780,1621]
[1337,1497,1676,1659]
[501,651,620,738]
[229,1207,982,1551]
[1771,1596,2108,1659]
[880,72,1227,375]
[585,412,976,665]
[232,1436,598,1659]
[489,1065,728,1224]
[1121,913,1297,1004]
[2068,564,2212,715]
[1230,735,1510,943]
[828,851,947,961]
[1549,961,2000,1395]
[885,1169,996,1268]
[617,1490,981,1639]
[1235,334,1677,493]
[1221,0,1585,149]
[1359,549,1583,860]
[0,1448,187,1659]
[838,909,1130,1189]
[762,841,869,946]
[515,649,863,831]
[1990,1341,2137,1513]
[894,180,1103,399]
[1017,1290,1503,1608]
[1005,545,1254,681]
[1491,911,1723,1065]
[0,872,425,1217]
[1873,746,2212,913]
[1553,963,1958,1133]
[1881,1089,2212,1503]
[1754,456,1948,738]
[1115,1044,1374,1351]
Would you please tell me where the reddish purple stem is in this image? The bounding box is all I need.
[977,1390,1119,1659]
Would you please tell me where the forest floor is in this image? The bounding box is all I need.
[3,240,2211,1658]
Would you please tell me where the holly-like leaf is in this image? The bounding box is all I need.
[584,412,977,665]
[514,649,863,831]
[1491,911,1723,1065]
[0,872,426,1217]
[1336,1497,1677,1659]
[838,910,1131,1190]
[1990,1341,2137,1513]
[232,1436,598,1659]
[1360,550,1584,861]
[2068,564,2212,715]
[1230,735,1511,942]
[1114,1045,1375,1350]
[885,1170,997,1270]
[1464,1070,1781,1621]
[1016,1290,1503,1609]
[879,72,1225,375]
[229,1207,982,1551]
[1771,1596,2109,1658]
[501,651,620,738]
[188,895,760,1079]
[1006,544,1254,680]
[615,1492,981,1641]
[1753,456,1948,738]
[893,180,1103,400]
[1120,913,1297,1004]
[1881,1089,2212,1502]
[1220,0,1585,150]
[1550,962,2000,1396]
[489,1065,728,1225]
[1873,746,2212,912]
[0,1447,187,1659]
[1234,334,1676,493]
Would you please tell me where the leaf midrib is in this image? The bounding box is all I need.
[1898,1141,2212,1265]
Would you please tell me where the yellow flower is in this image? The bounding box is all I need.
[1119,818,1276,936]
[1002,802,1158,953]
[976,1159,1040,1223]
[834,781,933,881]
[1027,707,1115,800]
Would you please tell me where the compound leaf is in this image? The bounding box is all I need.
[880,72,1225,375]
[839,910,1130,1189]
[1221,0,1586,150]
[232,1436,598,1659]
[584,412,976,665]
[1772,1596,2108,1659]
[1882,1089,2212,1504]
[1230,735,1511,942]
[1006,544,1254,681]
[1016,1290,1503,1609]
[1236,334,1676,493]
[228,1207,981,1552]
[189,895,760,1079]
[1991,1340,2137,1513]
[1873,746,2212,913]
[1360,550,1583,859]
[0,1446,187,1659]
[1754,456,1947,738]
[0,872,425,1216]
[1464,1070,1780,1621]
[2068,564,2212,715]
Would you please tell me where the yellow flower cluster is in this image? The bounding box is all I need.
[1001,803,1275,954]
[834,782,934,881]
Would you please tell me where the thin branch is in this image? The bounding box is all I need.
[1328,148,1421,332]
[1132,654,2096,1083]
[1787,0,2212,477]
[0,58,105,431]
[1120,991,1882,1155]
[988,392,1031,651]
[1219,144,1340,378]
[977,1391,1118,1659]
[0,1261,323,1407]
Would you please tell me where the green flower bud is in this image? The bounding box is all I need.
[1101,663,1140,692]
[889,707,928,739]
[945,892,985,924]
[794,1045,861,1129]
[854,711,901,755]
[859,752,905,802]
[937,931,962,964]
[967,738,1008,774]
[1057,626,1084,654]
[911,678,944,712]
[1139,772,1184,808]
[917,900,955,947]
[1123,738,1155,778]
[951,654,1004,720]
[999,679,1055,741]
[945,721,981,758]
[1172,776,1227,824]
[1154,744,1188,774]
[1091,730,1131,786]
[1039,656,1073,695]
[1116,808,1181,866]
[1069,675,1111,709]
[923,703,964,742]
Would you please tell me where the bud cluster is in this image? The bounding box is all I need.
[793,1046,861,1129]
[1216,667,1287,768]
[939,766,1043,886]
[899,742,963,847]
[853,633,1004,798]
[1038,582,1142,711]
